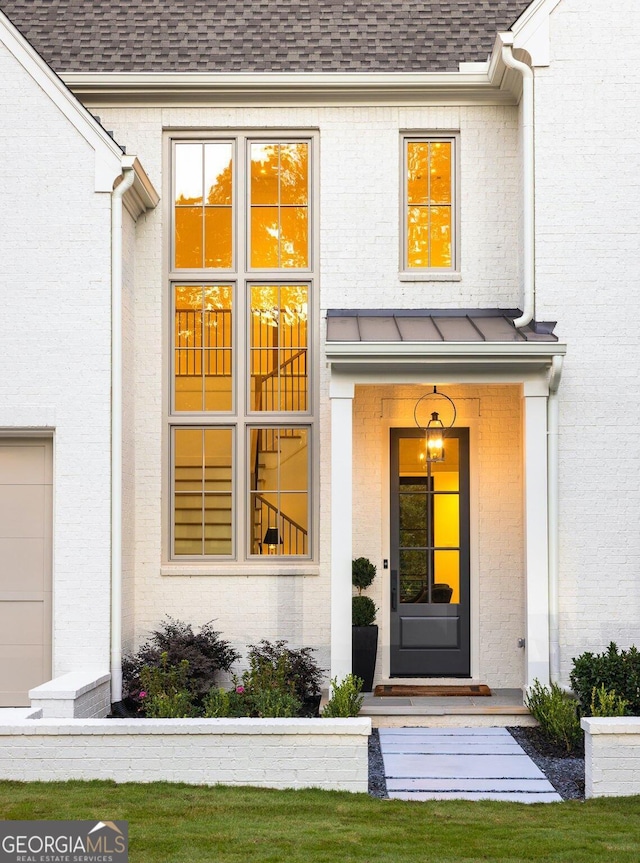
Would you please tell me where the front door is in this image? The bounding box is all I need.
[390,427,470,676]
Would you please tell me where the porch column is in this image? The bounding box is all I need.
[329,376,355,683]
[523,381,550,688]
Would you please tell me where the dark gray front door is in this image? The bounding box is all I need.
[390,427,470,677]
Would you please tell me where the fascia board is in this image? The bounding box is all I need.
[325,340,567,363]
[0,10,123,189]
[61,71,517,107]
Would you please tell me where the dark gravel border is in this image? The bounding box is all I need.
[508,726,585,800]
[368,728,388,798]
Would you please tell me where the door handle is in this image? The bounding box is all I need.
[391,569,397,611]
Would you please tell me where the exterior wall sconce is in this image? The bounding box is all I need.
[414,387,457,464]
[262,527,282,554]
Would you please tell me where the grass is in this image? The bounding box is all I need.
[1,781,640,863]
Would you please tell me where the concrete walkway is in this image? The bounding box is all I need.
[379,727,562,802]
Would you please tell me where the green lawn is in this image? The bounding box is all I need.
[1,781,639,863]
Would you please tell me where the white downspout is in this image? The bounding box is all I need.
[502,45,535,329]
[110,157,135,704]
[547,354,564,684]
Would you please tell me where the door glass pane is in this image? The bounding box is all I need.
[399,491,428,548]
[433,494,459,548]
[174,285,233,412]
[400,550,428,603]
[432,437,459,491]
[249,427,309,556]
[433,551,459,603]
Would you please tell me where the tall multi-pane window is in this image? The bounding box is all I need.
[170,136,314,560]
[403,136,457,271]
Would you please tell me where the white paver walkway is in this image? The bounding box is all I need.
[379,727,562,802]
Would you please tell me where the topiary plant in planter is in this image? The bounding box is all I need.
[352,557,378,692]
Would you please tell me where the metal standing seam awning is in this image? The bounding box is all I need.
[324,309,566,375]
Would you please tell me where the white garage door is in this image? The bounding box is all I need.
[0,439,52,706]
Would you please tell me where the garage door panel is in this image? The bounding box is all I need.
[0,601,45,646]
[0,645,48,707]
[0,538,46,592]
[0,486,45,538]
[0,439,52,705]
[0,444,46,484]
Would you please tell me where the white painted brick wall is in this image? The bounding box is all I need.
[0,42,114,675]
[582,718,640,798]
[93,102,521,680]
[29,672,111,719]
[534,0,640,680]
[0,718,370,792]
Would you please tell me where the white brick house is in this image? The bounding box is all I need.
[0,0,638,711]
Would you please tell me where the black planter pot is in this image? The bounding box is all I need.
[352,625,379,692]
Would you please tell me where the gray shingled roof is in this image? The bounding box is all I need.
[0,1,533,73]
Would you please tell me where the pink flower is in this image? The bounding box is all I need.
[139,691,147,698]
[235,686,245,694]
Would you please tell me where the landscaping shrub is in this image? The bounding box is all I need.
[570,642,640,716]
[352,557,377,594]
[524,679,581,753]
[352,595,377,627]
[322,674,364,717]
[122,617,240,709]
[139,653,197,718]
[246,639,323,709]
[204,653,302,719]
[589,684,629,717]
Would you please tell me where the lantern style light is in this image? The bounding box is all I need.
[425,411,445,462]
[414,387,456,465]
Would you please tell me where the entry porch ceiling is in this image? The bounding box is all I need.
[325,309,566,377]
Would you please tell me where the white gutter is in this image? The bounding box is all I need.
[110,156,136,705]
[501,44,535,329]
[547,354,564,684]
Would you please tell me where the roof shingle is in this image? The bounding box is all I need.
[0,1,533,73]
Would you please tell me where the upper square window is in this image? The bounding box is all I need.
[403,136,457,271]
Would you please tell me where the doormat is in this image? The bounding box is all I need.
[373,684,492,697]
